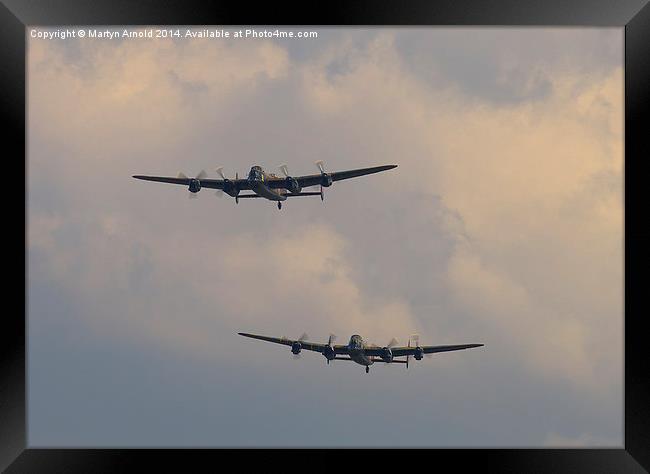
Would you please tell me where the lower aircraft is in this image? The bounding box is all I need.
[133,161,397,209]
[238,332,484,373]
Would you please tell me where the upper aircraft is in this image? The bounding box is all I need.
[133,161,397,209]
[238,332,484,373]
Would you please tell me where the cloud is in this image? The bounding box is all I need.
[393,28,622,105]
[291,30,622,389]
[29,210,419,364]
[28,34,290,171]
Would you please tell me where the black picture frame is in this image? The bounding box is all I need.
[3,0,649,471]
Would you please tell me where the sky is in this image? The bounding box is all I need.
[27,27,623,447]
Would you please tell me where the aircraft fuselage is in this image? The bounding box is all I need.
[248,166,287,201]
[348,335,374,367]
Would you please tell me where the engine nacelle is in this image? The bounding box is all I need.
[285,177,302,194]
[323,345,336,361]
[414,347,424,360]
[222,180,239,197]
[320,174,333,187]
[380,347,393,363]
[291,341,302,355]
[188,178,201,193]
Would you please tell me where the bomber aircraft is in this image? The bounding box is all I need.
[133,161,397,209]
[238,332,484,373]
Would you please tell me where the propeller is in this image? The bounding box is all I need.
[410,334,433,360]
[178,170,207,198]
[406,337,410,369]
[379,337,400,368]
[177,170,207,180]
[314,160,331,201]
[292,332,310,359]
[213,168,225,198]
[278,164,303,195]
[215,167,240,202]
[325,333,337,365]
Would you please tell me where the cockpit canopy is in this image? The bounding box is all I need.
[248,166,264,181]
[349,334,363,349]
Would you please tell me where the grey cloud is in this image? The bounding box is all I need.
[279,28,377,64]
[394,28,621,105]
[28,290,621,446]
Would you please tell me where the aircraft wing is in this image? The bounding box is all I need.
[238,332,348,354]
[132,175,252,190]
[364,343,484,357]
[266,164,397,189]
